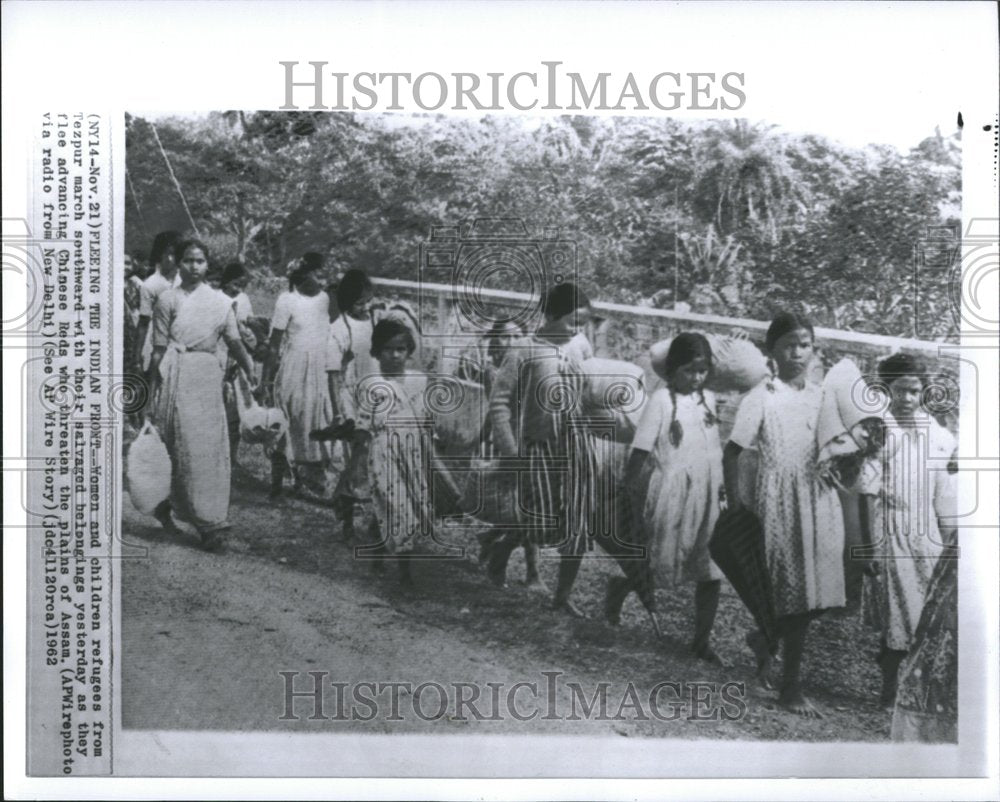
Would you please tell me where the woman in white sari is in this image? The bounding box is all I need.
[148,239,256,550]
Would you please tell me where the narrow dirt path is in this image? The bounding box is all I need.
[122,458,892,741]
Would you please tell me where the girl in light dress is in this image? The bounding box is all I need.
[861,353,958,708]
[261,253,333,498]
[147,238,256,551]
[615,332,725,663]
[723,312,846,718]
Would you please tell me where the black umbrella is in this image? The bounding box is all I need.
[709,507,779,653]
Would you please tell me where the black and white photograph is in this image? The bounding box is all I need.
[119,108,965,742]
[4,1,999,798]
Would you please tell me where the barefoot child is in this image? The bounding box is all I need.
[723,312,846,717]
[615,333,725,663]
[489,282,599,616]
[352,318,434,587]
[863,353,957,708]
[467,320,543,590]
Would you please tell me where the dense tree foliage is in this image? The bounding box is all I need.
[125,112,961,340]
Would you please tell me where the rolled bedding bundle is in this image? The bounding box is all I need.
[577,357,647,442]
[429,375,486,453]
[459,458,519,525]
[649,332,769,394]
[815,358,886,490]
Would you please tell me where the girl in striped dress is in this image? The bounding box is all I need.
[489,283,599,616]
[464,320,543,589]
[723,312,846,718]
[353,319,435,587]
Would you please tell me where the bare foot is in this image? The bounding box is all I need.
[778,687,823,719]
[524,577,550,594]
[554,598,587,619]
[155,511,180,536]
[746,630,775,689]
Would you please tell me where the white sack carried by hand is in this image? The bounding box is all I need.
[126,420,171,514]
[233,369,288,447]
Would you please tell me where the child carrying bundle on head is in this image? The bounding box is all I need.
[609,332,726,663]
[488,283,657,622]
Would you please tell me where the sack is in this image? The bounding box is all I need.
[126,420,172,514]
[578,357,647,442]
[650,333,769,394]
[459,458,519,525]
[705,334,770,394]
[430,376,486,453]
[232,370,287,447]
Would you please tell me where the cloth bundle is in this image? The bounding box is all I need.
[577,357,647,442]
[430,376,486,453]
[232,369,288,449]
[816,358,885,489]
[649,332,769,394]
[126,420,172,514]
[459,458,520,525]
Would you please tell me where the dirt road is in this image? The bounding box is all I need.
[122,455,892,741]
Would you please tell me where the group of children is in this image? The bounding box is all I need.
[127,233,958,722]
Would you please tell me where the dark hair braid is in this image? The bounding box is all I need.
[668,388,683,447]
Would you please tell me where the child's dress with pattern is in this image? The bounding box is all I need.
[729,377,846,616]
[862,412,957,650]
[356,372,435,555]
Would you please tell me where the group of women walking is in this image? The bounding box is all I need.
[126,232,959,734]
